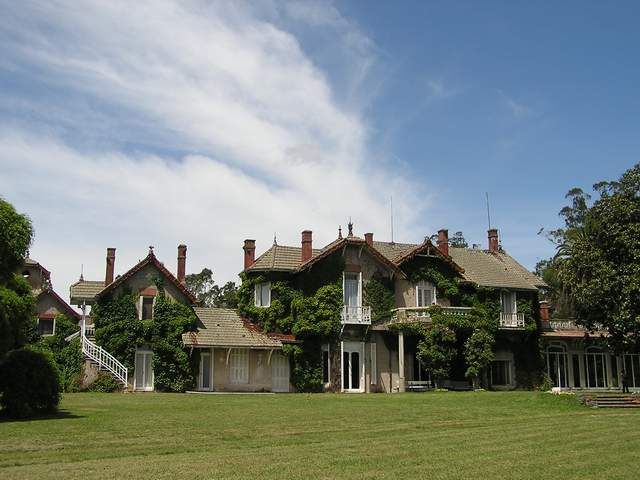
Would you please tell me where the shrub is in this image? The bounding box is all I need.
[0,348,60,418]
[87,372,123,393]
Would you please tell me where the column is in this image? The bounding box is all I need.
[398,331,405,392]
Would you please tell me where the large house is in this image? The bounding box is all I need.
[70,246,295,392]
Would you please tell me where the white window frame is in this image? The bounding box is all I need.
[37,317,56,337]
[415,280,436,307]
[229,348,249,384]
[254,282,271,308]
[138,295,156,320]
[341,341,365,393]
[199,349,214,391]
[134,348,154,392]
[500,290,517,314]
[322,343,331,385]
[342,272,362,307]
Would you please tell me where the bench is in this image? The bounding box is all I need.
[406,380,433,392]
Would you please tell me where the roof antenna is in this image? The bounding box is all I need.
[390,196,395,244]
[485,192,492,229]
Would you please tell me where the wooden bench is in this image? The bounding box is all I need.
[406,380,432,392]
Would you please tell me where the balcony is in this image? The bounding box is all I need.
[499,312,525,328]
[390,306,473,323]
[341,305,372,325]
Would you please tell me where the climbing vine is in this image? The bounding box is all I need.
[363,276,395,324]
[93,288,198,392]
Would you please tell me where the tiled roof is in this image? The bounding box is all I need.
[372,241,416,262]
[70,280,105,304]
[182,308,293,348]
[245,245,322,272]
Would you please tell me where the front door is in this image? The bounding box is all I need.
[200,350,213,391]
[342,342,364,392]
[134,349,154,391]
[271,352,290,392]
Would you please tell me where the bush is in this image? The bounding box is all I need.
[87,372,123,393]
[0,348,60,417]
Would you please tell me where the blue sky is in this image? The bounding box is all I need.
[0,1,638,295]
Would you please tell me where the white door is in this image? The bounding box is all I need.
[134,350,154,391]
[271,352,290,392]
[200,350,213,391]
[342,341,365,392]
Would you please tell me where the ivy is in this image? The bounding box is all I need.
[363,276,395,324]
[93,290,198,392]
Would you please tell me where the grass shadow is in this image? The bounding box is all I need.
[0,409,83,423]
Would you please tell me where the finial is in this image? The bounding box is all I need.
[79,263,84,281]
[347,217,353,237]
[273,232,278,245]
[338,225,342,239]
[149,245,154,255]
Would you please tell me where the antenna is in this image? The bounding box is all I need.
[390,196,395,243]
[485,192,492,229]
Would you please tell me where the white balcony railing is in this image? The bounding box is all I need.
[391,306,473,323]
[499,312,525,328]
[341,306,372,325]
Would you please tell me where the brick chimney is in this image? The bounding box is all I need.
[437,229,449,257]
[365,232,373,246]
[105,247,116,286]
[243,239,256,270]
[301,230,313,262]
[488,228,499,253]
[177,244,187,284]
[539,300,550,323]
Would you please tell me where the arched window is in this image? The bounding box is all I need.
[546,343,569,388]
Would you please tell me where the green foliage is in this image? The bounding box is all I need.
[185,268,238,308]
[363,276,395,324]
[553,163,640,352]
[450,231,468,248]
[290,282,342,338]
[0,274,36,357]
[282,344,323,393]
[93,292,198,392]
[408,265,460,300]
[238,274,300,333]
[87,372,123,392]
[464,330,495,386]
[38,314,83,392]
[0,348,60,418]
[0,198,33,283]
[417,323,457,385]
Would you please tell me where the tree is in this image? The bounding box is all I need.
[0,198,35,358]
[185,268,238,308]
[534,258,575,318]
[450,231,468,248]
[553,163,640,352]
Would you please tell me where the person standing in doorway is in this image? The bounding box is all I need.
[621,370,630,393]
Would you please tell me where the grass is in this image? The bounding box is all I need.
[1,391,639,479]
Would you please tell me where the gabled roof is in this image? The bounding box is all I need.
[37,288,81,320]
[24,257,51,277]
[182,308,295,348]
[97,251,198,304]
[296,236,407,279]
[70,280,105,305]
[388,239,465,274]
[245,244,322,272]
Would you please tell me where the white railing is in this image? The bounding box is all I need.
[391,306,473,323]
[548,320,578,330]
[341,305,372,325]
[500,312,525,328]
[85,325,95,337]
[81,335,128,386]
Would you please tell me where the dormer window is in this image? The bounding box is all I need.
[38,317,55,336]
[254,282,271,307]
[416,281,436,307]
[139,296,155,320]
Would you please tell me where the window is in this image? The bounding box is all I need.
[416,281,436,307]
[585,347,608,388]
[139,296,155,320]
[254,282,271,307]
[38,318,55,336]
[501,291,517,314]
[322,344,331,384]
[343,273,361,308]
[490,360,512,386]
[229,348,249,384]
[546,343,569,388]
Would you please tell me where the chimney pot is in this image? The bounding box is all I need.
[105,247,116,286]
[301,230,313,262]
[243,239,256,270]
[539,300,550,323]
[364,232,373,246]
[488,228,499,252]
[437,229,449,257]
[177,244,187,284]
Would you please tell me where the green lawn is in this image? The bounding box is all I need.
[1,392,638,479]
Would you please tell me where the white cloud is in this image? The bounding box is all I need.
[0,1,426,301]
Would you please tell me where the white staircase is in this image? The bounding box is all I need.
[81,334,128,387]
